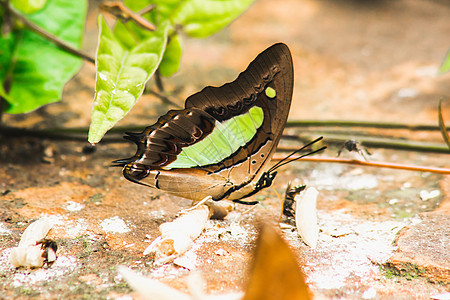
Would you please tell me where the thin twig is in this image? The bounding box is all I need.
[154,69,165,92]
[271,156,450,175]
[438,99,450,149]
[279,134,450,154]
[286,120,449,131]
[2,124,450,152]
[8,5,95,64]
[0,97,4,125]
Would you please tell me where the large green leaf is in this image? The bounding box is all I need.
[172,0,254,38]
[1,0,86,114]
[88,16,169,144]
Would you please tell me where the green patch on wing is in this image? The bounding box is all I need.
[265,86,276,98]
[167,106,264,168]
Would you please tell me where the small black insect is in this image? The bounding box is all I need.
[337,139,371,160]
[36,238,58,266]
[283,183,306,219]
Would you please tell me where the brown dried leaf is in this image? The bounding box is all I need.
[243,224,311,300]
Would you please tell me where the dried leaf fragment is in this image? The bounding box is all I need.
[243,224,311,300]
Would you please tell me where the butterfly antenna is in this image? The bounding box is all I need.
[270,145,327,172]
[268,137,325,173]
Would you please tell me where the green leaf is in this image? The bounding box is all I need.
[11,0,47,14]
[172,0,254,38]
[88,16,169,144]
[1,0,86,114]
[124,0,179,25]
[440,49,450,73]
[0,33,15,82]
[122,0,254,38]
[159,34,182,77]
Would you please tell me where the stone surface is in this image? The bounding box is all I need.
[386,212,450,283]
[386,188,450,284]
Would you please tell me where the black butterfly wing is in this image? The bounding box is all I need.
[116,43,293,201]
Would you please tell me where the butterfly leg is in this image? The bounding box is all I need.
[180,196,213,214]
[232,199,260,205]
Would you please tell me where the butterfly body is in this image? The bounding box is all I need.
[116,43,294,203]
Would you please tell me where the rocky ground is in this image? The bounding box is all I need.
[1,0,449,299]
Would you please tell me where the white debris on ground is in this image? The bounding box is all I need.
[419,189,440,201]
[64,201,85,212]
[65,218,88,238]
[100,216,131,233]
[24,214,89,238]
[147,209,254,280]
[308,165,379,191]
[11,255,77,288]
[283,210,405,290]
[0,222,11,235]
[9,218,55,268]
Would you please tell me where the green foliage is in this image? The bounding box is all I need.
[440,49,450,73]
[159,34,182,77]
[0,0,86,114]
[10,0,47,14]
[89,0,254,143]
[0,0,254,142]
[88,16,169,144]
[171,0,254,38]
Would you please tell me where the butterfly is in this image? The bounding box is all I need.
[114,43,325,205]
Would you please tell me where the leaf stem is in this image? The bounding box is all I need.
[0,97,4,125]
[8,5,95,64]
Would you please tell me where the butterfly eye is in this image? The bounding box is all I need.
[125,165,149,180]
